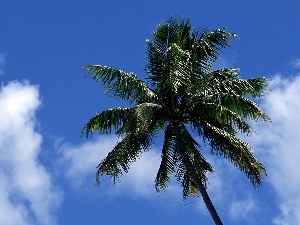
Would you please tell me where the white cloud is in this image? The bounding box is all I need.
[60,127,268,223]
[60,135,195,209]
[59,136,117,188]
[291,58,300,69]
[0,81,62,225]
[0,53,6,75]
[60,136,168,198]
[193,154,262,223]
[250,74,300,225]
[229,197,256,222]
[273,197,300,225]
[117,149,163,198]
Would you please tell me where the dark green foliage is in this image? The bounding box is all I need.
[82,17,270,199]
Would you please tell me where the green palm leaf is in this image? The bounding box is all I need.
[200,121,265,187]
[83,65,157,104]
[96,130,153,183]
[174,124,214,197]
[155,124,176,190]
[95,104,163,183]
[82,107,132,136]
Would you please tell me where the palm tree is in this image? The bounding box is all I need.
[81,17,270,225]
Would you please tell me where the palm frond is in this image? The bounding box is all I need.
[200,121,266,188]
[116,102,165,135]
[174,124,214,197]
[188,69,270,123]
[167,43,192,93]
[221,94,270,122]
[155,123,214,198]
[96,130,153,183]
[83,65,157,103]
[92,103,166,184]
[95,108,163,184]
[192,29,237,73]
[155,124,176,191]
[203,68,268,98]
[152,17,192,53]
[82,107,132,137]
[145,18,192,86]
[186,101,253,135]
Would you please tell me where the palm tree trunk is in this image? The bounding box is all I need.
[193,176,223,225]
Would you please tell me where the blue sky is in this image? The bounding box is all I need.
[1,1,300,224]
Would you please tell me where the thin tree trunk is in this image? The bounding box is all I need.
[193,176,223,225]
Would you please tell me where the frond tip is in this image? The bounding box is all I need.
[81,107,132,136]
[83,65,157,104]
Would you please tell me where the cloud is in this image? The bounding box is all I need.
[60,136,169,198]
[0,53,6,75]
[59,136,117,188]
[60,132,266,224]
[0,81,62,225]
[229,197,256,222]
[60,123,269,223]
[291,58,300,69]
[116,148,163,198]
[192,153,264,224]
[250,74,300,224]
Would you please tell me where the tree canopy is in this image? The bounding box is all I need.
[81,17,270,224]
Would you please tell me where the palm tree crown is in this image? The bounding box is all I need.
[82,17,270,224]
